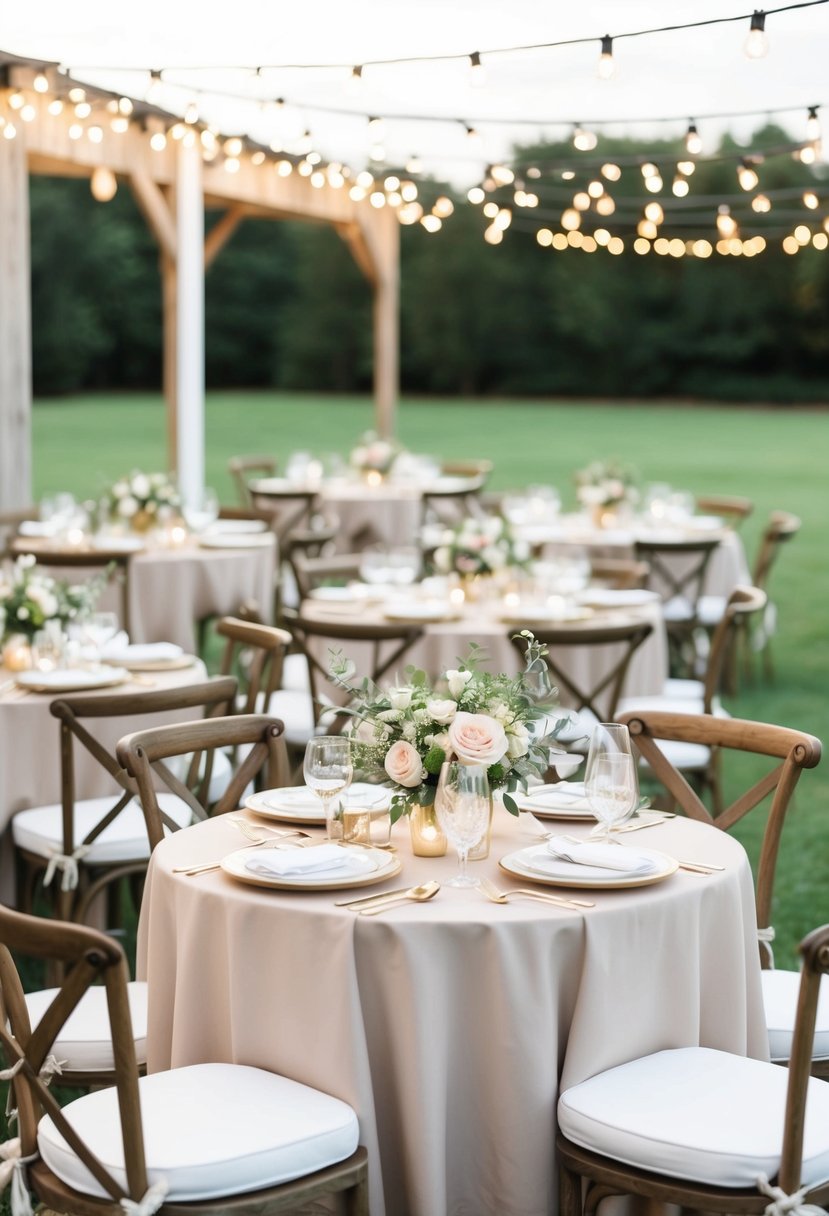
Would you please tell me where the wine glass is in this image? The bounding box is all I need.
[584,723,639,842]
[82,611,120,656]
[183,487,219,534]
[434,762,491,887]
[303,737,353,841]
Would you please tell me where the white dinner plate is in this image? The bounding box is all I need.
[309,585,362,603]
[105,654,197,673]
[383,601,458,623]
[203,519,267,535]
[245,783,392,825]
[15,666,130,693]
[221,844,401,891]
[198,533,274,549]
[577,589,660,609]
[499,844,679,890]
[499,606,594,625]
[515,783,595,820]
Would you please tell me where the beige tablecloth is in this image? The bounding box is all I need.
[138,811,766,1216]
[301,598,668,713]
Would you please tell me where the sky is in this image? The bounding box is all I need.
[4,1,828,184]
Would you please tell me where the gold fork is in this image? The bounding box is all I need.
[480,877,594,911]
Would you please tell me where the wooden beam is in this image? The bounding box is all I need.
[204,204,246,269]
[129,169,177,261]
[335,221,378,288]
[0,133,32,509]
[161,246,178,473]
[369,209,400,440]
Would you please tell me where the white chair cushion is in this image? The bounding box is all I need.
[636,738,711,772]
[12,794,192,865]
[662,596,695,623]
[25,982,148,1072]
[762,970,829,1063]
[281,652,311,694]
[697,595,727,628]
[38,1062,359,1201]
[618,695,706,717]
[663,678,705,699]
[267,689,316,746]
[558,1046,829,1188]
[167,748,234,805]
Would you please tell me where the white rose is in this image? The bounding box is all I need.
[17,607,29,620]
[483,516,502,540]
[131,474,150,498]
[578,485,605,506]
[506,722,530,759]
[19,554,36,570]
[446,669,473,700]
[118,495,139,518]
[433,547,451,573]
[389,687,413,711]
[425,731,450,751]
[352,719,376,743]
[490,702,510,722]
[448,712,508,766]
[427,698,457,725]
[384,740,425,788]
[482,545,505,569]
[113,480,128,498]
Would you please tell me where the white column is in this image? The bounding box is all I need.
[175,139,204,510]
[0,132,32,509]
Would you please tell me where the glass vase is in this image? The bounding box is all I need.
[409,802,447,857]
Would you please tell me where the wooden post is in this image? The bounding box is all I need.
[161,242,178,475]
[372,209,400,440]
[175,140,204,510]
[0,133,32,509]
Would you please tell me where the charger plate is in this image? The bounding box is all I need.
[199,533,274,549]
[221,844,401,891]
[246,783,392,825]
[515,784,594,821]
[499,843,678,890]
[15,666,129,693]
[106,653,197,672]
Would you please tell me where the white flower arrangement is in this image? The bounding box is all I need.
[575,459,639,509]
[329,634,569,822]
[349,431,402,477]
[105,471,180,528]
[432,515,528,578]
[0,555,110,643]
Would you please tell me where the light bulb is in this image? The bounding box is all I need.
[469,51,486,87]
[47,99,64,116]
[184,101,199,125]
[803,191,819,210]
[752,194,771,213]
[644,202,663,224]
[561,208,581,231]
[8,92,24,111]
[433,196,454,218]
[744,11,769,59]
[597,35,614,80]
[672,175,689,197]
[677,160,695,176]
[806,106,821,143]
[573,126,598,151]
[685,122,702,155]
[645,174,663,193]
[346,65,363,95]
[595,195,615,216]
[737,161,759,191]
[146,70,163,105]
[601,163,621,181]
[465,125,481,146]
[587,180,604,199]
[490,163,514,186]
[716,205,738,238]
[467,186,485,204]
[90,166,118,202]
[33,72,49,93]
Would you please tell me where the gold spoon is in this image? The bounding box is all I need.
[357,881,440,915]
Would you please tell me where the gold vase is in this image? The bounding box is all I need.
[409,802,447,857]
[467,796,494,861]
[2,635,32,671]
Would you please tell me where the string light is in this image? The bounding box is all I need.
[806,104,821,140]
[644,201,664,224]
[469,51,486,86]
[346,65,363,95]
[33,71,49,93]
[803,190,819,208]
[468,186,485,204]
[717,204,739,237]
[672,173,690,196]
[601,163,621,181]
[744,10,769,58]
[90,165,117,201]
[737,159,760,189]
[677,159,696,175]
[686,121,703,155]
[573,125,598,151]
[146,69,163,104]
[752,193,772,211]
[597,35,615,80]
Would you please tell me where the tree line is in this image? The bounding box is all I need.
[29,126,829,402]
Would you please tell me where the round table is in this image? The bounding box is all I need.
[138,811,767,1216]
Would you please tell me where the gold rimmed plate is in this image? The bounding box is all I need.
[499,844,679,890]
[220,844,401,891]
[14,666,129,693]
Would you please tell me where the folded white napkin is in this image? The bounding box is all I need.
[518,783,591,812]
[18,520,60,537]
[546,836,658,875]
[103,639,184,663]
[245,844,352,878]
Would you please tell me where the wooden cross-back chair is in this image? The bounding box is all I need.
[228,455,277,507]
[216,616,292,713]
[633,535,720,675]
[117,713,289,850]
[511,621,653,729]
[618,709,827,1078]
[695,493,754,529]
[249,482,320,545]
[748,511,801,682]
[588,558,650,590]
[556,923,829,1216]
[12,678,238,926]
[8,541,132,635]
[289,550,363,603]
[284,610,424,736]
[420,476,488,528]
[0,507,39,556]
[0,904,369,1216]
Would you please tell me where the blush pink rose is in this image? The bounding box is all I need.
[448,712,508,766]
[384,740,424,788]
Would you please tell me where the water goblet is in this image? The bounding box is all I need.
[303,737,353,841]
[82,611,120,657]
[584,723,639,842]
[434,762,491,888]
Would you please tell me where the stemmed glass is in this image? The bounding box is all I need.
[434,762,491,887]
[303,737,353,841]
[82,611,120,656]
[584,723,639,843]
[183,487,219,534]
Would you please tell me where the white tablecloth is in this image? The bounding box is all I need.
[139,812,767,1216]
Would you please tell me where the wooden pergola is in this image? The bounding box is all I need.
[0,55,401,510]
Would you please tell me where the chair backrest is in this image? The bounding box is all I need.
[633,536,720,616]
[753,511,801,591]
[8,542,132,633]
[511,620,653,721]
[699,585,766,712]
[284,609,424,730]
[588,558,650,590]
[284,521,339,564]
[779,924,829,1193]
[216,616,292,713]
[0,905,149,1205]
[694,494,754,528]
[420,477,488,527]
[49,677,239,861]
[617,709,821,962]
[248,483,319,544]
[117,714,288,849]
[289,551,363,602]
[440,459,493,481]
[228,455,277,507]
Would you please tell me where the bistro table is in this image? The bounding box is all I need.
[138,810,767,1216]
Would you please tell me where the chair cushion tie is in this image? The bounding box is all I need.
[120,1178,169,1215]
[0,1139,37,1216]
[757,1173,825,1216]
[758,926,776,968]
[43,845,91,891]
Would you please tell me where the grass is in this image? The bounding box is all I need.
[30,389,829,965]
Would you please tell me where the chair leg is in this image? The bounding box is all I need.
[344,1173,370,1216]
[559,1159,584,1216]
[762,637,774,683]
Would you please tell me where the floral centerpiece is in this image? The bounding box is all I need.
[329,632,568,823]
[349,432,402,480]
[432,515,529,579]
[0,555,110,644]
[104,471,180,532]
[575,459,639,511]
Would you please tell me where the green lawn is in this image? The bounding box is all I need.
[31,390,829,963]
